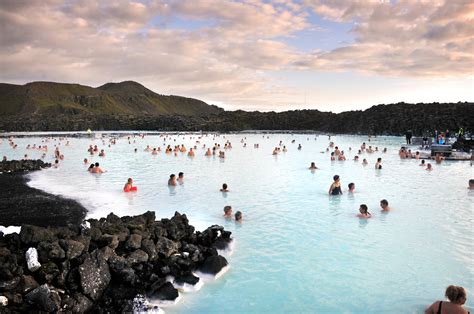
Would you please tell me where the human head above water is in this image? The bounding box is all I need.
[222,183,228,190]
[178,172,184,178]
[333,175,340,181]
[469,179,474,189]
[170,174,175,179]
[224,205,232,215]
[235,211,242,221]
[95,162,99,167]
[359,204,368,214]
[445,285,467,304]
[348,183,355,190]
[380,199,388,207]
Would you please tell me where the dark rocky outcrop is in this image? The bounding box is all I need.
[0,211,232,312]
[0,160,51,174]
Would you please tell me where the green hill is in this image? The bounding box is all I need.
[0,81,223,116]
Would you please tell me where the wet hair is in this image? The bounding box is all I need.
[469,179,474,185]
[445,285,466,304]
[89,164,94,169]
[333,175,340,181]
[169,174,175,179]
[223,206,232,214]
[95,162,99,167]
[421,160,425,164]
[222,183,228,190]
[178,172,184,177]
[127,178,133,184]
[360,204,368,214]
[377,157,382,162]
[348,183,355,190]
[235,211,242,221]
[380,199,388,206]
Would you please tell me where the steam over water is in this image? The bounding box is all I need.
[1,132,473,313]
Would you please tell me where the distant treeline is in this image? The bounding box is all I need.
[0,102,472,135]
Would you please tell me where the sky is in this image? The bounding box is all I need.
[0,0,473,112]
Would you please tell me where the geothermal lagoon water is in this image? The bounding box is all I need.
[1,132,473,313]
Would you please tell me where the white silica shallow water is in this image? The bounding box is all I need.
[1,132,473,313]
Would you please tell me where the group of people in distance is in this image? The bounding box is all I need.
[223,205,242,222]
[168,172,184,186]
[328,174,391,219]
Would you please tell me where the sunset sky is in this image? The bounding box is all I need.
[1,0,473,112]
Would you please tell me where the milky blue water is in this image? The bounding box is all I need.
[1,132,473,313]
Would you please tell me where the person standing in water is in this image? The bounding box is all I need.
[168,174,177,186]
[375,157,382,169]
[357,204,371,218]
[329,175,343,195]
[348,183,355,193]
[235,211,243,222]
[223,206,233,218]
[380,199,391,212]
[178,172,184,184]
[425,285,468,314]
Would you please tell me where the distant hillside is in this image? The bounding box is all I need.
[0,80,472,134]
[0,81,223,116]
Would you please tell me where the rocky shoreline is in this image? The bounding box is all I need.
[0,160,233,312]
[0,160,87,227]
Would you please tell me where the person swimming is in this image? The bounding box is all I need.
[88,163,94,172]
[235,211,243,222]
[123,178,137,192]
[178,172,184,184]
[220,183,229,192]
[362,158,368,165]
[426,163,433,171]
[420,159,426,166]
[329,175,343,195]
[309,162,318,170]
[425,285,468,314]
[168,174,177,186]
[357,204,371,218]
[468,179,474,190]
[223,205,232,218]
[380,199,391,211]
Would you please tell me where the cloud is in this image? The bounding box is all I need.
[302,0,474,77]
[0,0,472,111]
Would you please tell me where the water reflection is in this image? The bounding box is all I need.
[168,185,176,195]
[358,218,369,228]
